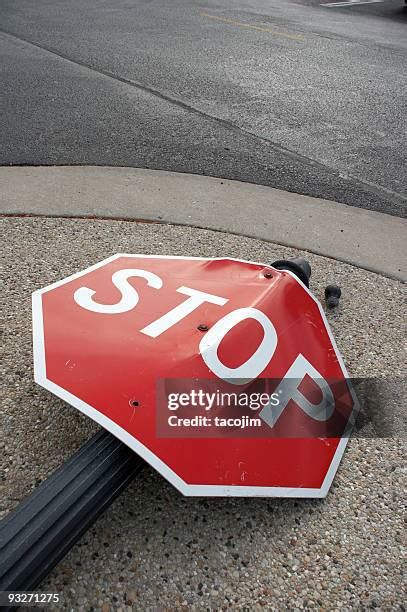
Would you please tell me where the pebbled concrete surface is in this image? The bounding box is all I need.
[1,217,405,609]
[0,0,406,215]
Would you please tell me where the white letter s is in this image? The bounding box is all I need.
[74,268,163,314]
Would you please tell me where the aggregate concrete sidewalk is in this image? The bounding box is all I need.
[0,169,405,609]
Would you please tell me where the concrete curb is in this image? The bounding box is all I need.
[1,166,405,281]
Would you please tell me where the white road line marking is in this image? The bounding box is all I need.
[321,0,384,6]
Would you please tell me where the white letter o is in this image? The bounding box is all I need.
[199,307,277,385]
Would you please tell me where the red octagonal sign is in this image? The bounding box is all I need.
[33,255,357,497]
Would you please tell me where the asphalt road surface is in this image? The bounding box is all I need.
[1,0,406,215]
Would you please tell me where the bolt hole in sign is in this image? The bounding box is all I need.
[32,255,358,497]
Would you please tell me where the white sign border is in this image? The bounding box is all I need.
[32,253,358,498]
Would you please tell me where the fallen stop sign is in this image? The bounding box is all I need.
[32,254,356,497]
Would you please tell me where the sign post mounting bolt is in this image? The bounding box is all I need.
[325,285,342,308]
[271,257,311,287]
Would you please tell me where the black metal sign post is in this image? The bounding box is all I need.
[0,431,143,599]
